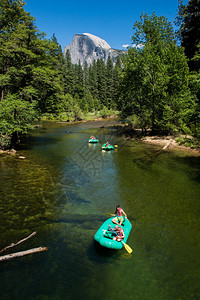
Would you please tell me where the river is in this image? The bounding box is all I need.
[0,120,200,300]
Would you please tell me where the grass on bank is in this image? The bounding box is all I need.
[41,108,120,122]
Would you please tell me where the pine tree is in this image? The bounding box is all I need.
[96,59,107,107]
[88,60,98,101]
[106,55,114,108]
[113,56,122,108]
[83,61,89,94]
[64,49,74,95]
[176,0,200,71]
[119,13,192,134]
[0,0,65,146]
[73,61,84,99]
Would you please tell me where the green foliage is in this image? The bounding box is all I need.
[123,115,140,128]
[0,93,36,147]
[64,49,74,95]
[0,134,12,149]
[96,59,107,106]
[176,0,200,71]
[132,12,174,48]
[0,0,67,148]
[41,113,56,121]
[73,62,84,99]
[0,94,35,133]
[2,1,199,150]
[99,106,117,118]
[119,12,194,135]
[176,136,200,148]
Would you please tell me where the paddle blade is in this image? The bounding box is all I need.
[105,213,115,217]
[122,241,133,254]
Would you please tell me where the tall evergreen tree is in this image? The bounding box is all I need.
[176,0,200,71]
[0,0,65,146]
[119,13,193,134]
[96,59,107,107]
[83,61,89,94]
[106,55,114,108]
[113,56,123,108]
[73,61,84,99]
[88,60,98,101]
[64,49,74,95]
[132,12,174,49]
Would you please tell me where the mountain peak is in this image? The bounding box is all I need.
[64,33,125,66]
[82,33,111,49]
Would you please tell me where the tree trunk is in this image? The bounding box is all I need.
[0,231,36,254]
[1,89,4,101]
[0,247,48,262]
[162,139,173,150]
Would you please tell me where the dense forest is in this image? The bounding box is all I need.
[0,0,199,149]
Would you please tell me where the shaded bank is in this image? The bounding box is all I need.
[110,124,200,156]
[1,118,199,156]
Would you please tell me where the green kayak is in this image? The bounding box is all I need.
[102,143,114,150]
[94,217,132,250]
[89,138,99,143]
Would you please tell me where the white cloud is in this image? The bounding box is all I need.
[132,43,144,48]
[122,44,129,48]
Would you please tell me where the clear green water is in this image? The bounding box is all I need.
[0,120,200,300]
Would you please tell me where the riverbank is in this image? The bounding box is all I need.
[141,135,200,155]
[109,123,200,155]
[87,118,200,155]
[1,117,199,156]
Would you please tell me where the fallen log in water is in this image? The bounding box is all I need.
[162,139,173,150]
[0,231,36,254]
[0,247,48,262]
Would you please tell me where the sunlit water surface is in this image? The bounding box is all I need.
[0,120,200,300]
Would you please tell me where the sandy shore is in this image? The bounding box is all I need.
[141,136,200,155]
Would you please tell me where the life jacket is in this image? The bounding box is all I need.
[117,230,124,237]
[116,207,123,216]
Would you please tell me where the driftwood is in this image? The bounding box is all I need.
[0,231,48,262]
[0,231,36,254]
[162,139,173,150]
[0,247,48,262]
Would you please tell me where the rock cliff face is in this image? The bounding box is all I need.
[64,33,125,65]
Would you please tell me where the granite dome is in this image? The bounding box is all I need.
[64,33,125,66]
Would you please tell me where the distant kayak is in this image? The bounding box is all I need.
[88,138,99,143]
[102,143,114,150]
[94,217,132,250]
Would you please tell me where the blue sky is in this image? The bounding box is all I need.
[24,0,188,51]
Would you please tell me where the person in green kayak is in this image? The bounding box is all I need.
[90,135,96,140]
[112,205,127,226]
[105,141,109,147]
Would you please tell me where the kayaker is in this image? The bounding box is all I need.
[105,141,109,147]
[112,205,127,225]
[90,135,96,140]
[112,225,125,242]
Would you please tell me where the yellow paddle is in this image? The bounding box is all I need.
[121,241,133,254]
[105,213,115,217]
[109,226,133,254]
